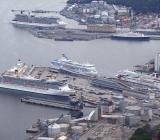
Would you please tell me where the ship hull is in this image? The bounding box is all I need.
[54,67,97,78]
[111,36,150,41]
[51,64,97,77]
[0,84,71,101]
[11,21,65,30]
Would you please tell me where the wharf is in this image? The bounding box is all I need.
[30,28,113,41]
[30,28,160,41]
[21,97,80,111]
[29,66,112,103]
[26,65,160,104]
[20,65,159,105]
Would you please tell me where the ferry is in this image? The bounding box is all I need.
[11,10,66,29]
[51,54,98,77]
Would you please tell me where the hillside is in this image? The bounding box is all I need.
[67,0,160,13]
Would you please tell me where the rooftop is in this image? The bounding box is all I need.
[125,106,141,111]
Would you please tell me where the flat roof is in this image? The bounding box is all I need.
[125,106,141,111]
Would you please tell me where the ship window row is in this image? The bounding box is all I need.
[61,64,92,72]
[1,77,59,89]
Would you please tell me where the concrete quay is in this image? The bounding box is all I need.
[21,97,81,111]
[29,28,160,41]
[30,28,113,41]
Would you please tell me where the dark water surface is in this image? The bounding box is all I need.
[0,0,160,139]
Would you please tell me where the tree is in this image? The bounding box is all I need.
[157,132,160,140]
[129,128,152,140]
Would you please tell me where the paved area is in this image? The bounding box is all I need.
[78,120,134,140]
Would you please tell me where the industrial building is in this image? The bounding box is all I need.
[125,106,142,116]
[87,24,116,33]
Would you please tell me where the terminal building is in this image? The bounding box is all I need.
[87,24,116,33]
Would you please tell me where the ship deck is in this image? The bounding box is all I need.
[29,66,56,80]
[2,64,157,102]
[29,66,112,102]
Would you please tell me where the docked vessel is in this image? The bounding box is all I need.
[111,32,150,41]
[0,60,75,101]
[91,77,123,92]
[11,10,66,29]
[51,54,98,77]
[116,70,160,90]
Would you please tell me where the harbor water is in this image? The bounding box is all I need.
[0,0,160,139]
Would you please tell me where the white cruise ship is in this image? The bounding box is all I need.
[116,70,160,90]
[51,54,98,76]
[11,10,66,29]
[0,60,76,101]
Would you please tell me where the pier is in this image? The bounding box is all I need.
[29,28,160,41]
[21,97,81,111]
[30,28,112,41]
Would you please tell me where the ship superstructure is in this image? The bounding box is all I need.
[116,70,160,90]
[11,10,66,29]
[0,60,74,100]
[111,32,150,41]
[51,54,98,76]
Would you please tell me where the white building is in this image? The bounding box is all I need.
[155,53,160,72]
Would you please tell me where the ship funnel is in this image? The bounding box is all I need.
[62,54,69,60]
[17,59,24,67]
[15,69,19,77]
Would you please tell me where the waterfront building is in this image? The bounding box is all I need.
[155,53,160,72]
[87,24,116,33]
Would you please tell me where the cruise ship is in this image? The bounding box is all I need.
[11,10,66,29]
[0,60,75,101]
[111,32,150,41]
[116,70,160,90]
[51,54,98,76]
[91,77,124,92]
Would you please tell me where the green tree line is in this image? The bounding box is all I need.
[67,0,160,13]
[129,128,152,140]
